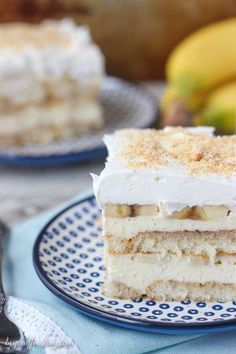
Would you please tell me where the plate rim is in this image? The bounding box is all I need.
[0,76,158,167]
[33,195,236,334]
[0,146,107,167]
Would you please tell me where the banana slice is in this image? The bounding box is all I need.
[171,205,230,220]
[171,207,192,219]
[105,204,160,217]
[105,204,130,218]
[105,204,231,220]
[133,205,159,216]
[195,205,230,221]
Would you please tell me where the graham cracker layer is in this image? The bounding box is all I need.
[106,229,236,258]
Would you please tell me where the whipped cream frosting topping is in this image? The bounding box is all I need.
[0,19,104,81]
[92,127,236,212]
[0,19,104,106]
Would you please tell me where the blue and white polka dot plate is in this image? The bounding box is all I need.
[33,195,236,334]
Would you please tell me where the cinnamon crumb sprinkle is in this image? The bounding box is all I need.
[115,127,236,176]
[0,23,72,50]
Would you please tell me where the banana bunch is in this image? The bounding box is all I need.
[162,18,236,133]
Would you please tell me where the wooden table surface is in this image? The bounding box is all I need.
[0,83,163,225]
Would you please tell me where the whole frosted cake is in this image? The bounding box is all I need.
[93,126,236,301]
[0,19,104,145]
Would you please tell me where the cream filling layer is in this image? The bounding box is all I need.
[104,215,236,236]
[0,76,100,107]
[0,99,102,136]
[105,253,236,291]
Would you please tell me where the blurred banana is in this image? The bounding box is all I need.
[161,85,206,114]
[161,86,176,113]
[194,81,236,134]
[167,18,236,98]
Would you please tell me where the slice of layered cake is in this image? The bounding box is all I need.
[92,126,236,301]
[0,19,104,145]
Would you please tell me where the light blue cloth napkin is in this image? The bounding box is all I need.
[3,191,236,353]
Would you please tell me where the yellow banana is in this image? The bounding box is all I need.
[194,81,236,134]
[161,85,206,114]
[167,18,236,98]
[161,86,177,113]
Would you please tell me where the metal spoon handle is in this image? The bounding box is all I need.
[0,222,7,308]
[0,222,27,353]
